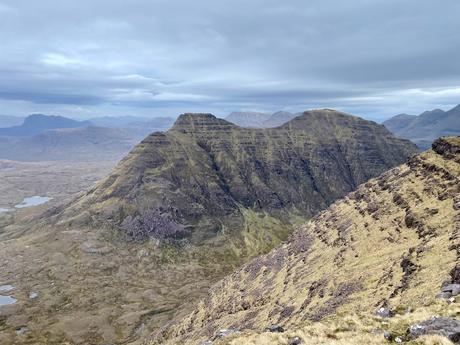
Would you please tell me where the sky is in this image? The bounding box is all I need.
[0,0,459,122]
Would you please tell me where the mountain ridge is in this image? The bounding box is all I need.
[0,114,92,137]
[56,109,418,243]
[0,126,136,162]
[384,105,460,149]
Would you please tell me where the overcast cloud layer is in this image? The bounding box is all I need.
[0,0,459,121]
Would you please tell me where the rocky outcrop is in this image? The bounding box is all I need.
[409,317,460,343]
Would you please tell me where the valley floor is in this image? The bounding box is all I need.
[0,160,117,210]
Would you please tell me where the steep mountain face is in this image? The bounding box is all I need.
[225,111,271,127]
[0,126,136,162]
[0,114,92,136]
[384,105,460,149]
[155,137,460,345]
[59,109,417,244]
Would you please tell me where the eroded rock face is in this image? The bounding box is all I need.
[58,110,417,244]
[409,317,460,343]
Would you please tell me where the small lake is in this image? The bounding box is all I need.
[15,196,51,209]
[0,295,17,306]
[0,285,14,292]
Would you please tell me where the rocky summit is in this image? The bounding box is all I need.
[57,109,417,245]
[154,137,460,345]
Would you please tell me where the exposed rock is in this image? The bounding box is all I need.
[395,336,404,343]
[214,328,240,339]
[384,331,393,341]
[432,136,460,156]
[288,336,303,345]
[436,292,452,299]
[80,241,112,255]
[15,326,28,336]
[441,284,460,296]
[408,317,460,343]
[28,292,38,299]
[376,307,395,318]
[264,325,285,333]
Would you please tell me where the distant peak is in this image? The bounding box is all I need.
[171,113,236,132]
[298,108,353,119]
[420,109,445,116]
[449,104,460,112]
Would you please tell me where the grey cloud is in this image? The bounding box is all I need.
[0,0,459,121]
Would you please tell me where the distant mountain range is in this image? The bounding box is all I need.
[0,115,25,128]
[383,104,460,149]
[0,126,136,162]
[89,116,175,138]
[225,111,297,127]
[0,114,176,161]
[0,114,92,136]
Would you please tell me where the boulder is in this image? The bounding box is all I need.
[436,292,452,299]
[214,328,239,339]
[441,284,460,296]
[264,325,285,333]
[288,337,303,345]
[376,307,395,318]
[408,317,460,343]
[384,331,393,341]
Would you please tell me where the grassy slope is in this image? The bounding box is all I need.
[155,137,460,345]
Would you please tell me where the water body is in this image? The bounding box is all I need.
[0,208,9,214]
[0,295,17,306]
[15,196,51,208]
[0,284,14,292]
